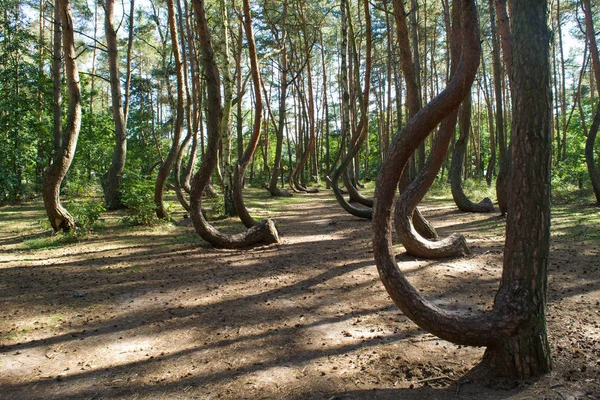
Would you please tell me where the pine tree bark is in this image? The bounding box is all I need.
[374,0,552,382]
[189,0,278,249]
[391,0,471,258]
[43,0,81,232]
[480,0,553,377]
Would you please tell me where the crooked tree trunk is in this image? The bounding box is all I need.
[102,0,128,210]
[582,0,600,205]
[174,129,193,212]
[189,0,278,249]
[218,0,236,217]
[232,0,279,228]
[52,0,62,155]
[332,0,372,219]
[289,4,318,194]
[267,0,292,198]
[154,0,184,220]
[450,91,495,213]
[391,0,437,240]
[392,0,472,259]
[43,0,81,232]
[374,0,552,382]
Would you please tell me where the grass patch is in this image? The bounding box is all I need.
[22,233,81,250]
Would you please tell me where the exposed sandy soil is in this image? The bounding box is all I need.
[0,191,599,399]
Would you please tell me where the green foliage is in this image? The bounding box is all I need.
[0,0,53,203]
[210,195,225,218]
[23,231,81,250]
[68,197,105,231]
[121,173,161,225]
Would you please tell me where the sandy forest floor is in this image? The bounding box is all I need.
[1,189,599,400]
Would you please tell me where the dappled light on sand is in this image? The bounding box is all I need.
[1,191,599,399]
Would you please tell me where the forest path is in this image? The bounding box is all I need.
[0,191,598,399]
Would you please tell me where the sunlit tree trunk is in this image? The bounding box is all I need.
[582,0,600,204]
[102,0,128,210]
[375,0,552,382]
[267,0,291,197]
[154,0,184,219]
[43,0,81,232]
[189,0,278,248]
[494,0,512,215]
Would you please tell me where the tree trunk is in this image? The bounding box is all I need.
[494,0,512,215]
[51,0,62,154]
[374,0,552,383]
[102,0,128,210]
[189,0,278,249]
[218,0,236,217]
[450,91,495,212]
[232,0,280,228]
[391,0,472,259]
[331,0,373,219]
[290,3,318,194]
[390,0,437,240]
[154,0,184,219]
[481,0,553,377]
[43,0,81,232]
[582,0,600,205]
[267,0,292,197]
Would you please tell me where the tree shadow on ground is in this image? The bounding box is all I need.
[0,192,598,399]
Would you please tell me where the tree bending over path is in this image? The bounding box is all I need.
[374,0,552,380]
[189,0,278,249]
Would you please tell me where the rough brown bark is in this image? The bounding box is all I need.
[189,0,278,249]
[480,0,553,378]
[375,3,553,382]
[43,0,81,232]
[102,0,128,210]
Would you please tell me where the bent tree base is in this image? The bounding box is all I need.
[481,321,551,383]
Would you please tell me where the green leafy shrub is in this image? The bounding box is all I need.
[121,173,161,225]
[68,198,105,231]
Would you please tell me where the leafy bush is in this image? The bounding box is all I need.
[68,198,105,231]
[121,173,161,225]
